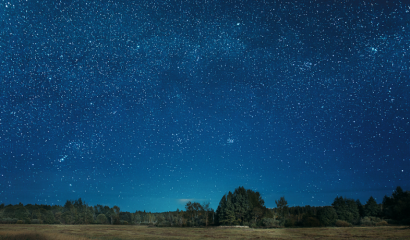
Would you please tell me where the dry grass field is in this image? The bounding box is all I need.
[0,224,409,240]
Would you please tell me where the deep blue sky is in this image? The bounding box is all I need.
[1,0,409,212]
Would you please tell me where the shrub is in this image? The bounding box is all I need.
[112,217,121,225]
[401,217,410,225]
[96,214,108,224]
[250,223,257,228]
[156,221,172,227]
[361,217,372,226]
[302,217,321,227]
[376,220,388,226]
[370,216,382,223]
[31,219,41,224]
[385,219,398,224]
[0,218,18,224]
[16,220,24,224]
[335,220,351,227]
[360,217,384,226]
[262,218,280,228]
[284,218,296,227]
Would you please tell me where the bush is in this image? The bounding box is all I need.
[360,217,385,226]
[31,219,42,224]
[302,217,321,227]
[335,220,351,227]
[16,220,24,224]
[96,214,108,224]
[250,223,257,228]
[156,221,172,227]
[401,217,410,225]
[120,220,128,225]
[0,218,18,224]
[376,220,388,226]
[385,219,399,224]
[360,217,372,226]
[284,218,296,227]
[140,222,155,226]
[262,218,280,228]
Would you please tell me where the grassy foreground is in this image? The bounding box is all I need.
[0,224,409,240]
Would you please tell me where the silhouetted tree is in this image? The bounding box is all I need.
[225,192,236,225]
[364,196,380,217]
[317,206,337,226]
[233,187,249,224]
[356,199,365,218]
[202,202,212,227]
[216,187,269,226]
[216,195,227,225]
[251,207,264,223]
[111,206,120,224]
[382,186,410,221]
[275,196,288,218]
[332,197,359,224]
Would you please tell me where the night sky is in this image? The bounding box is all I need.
[1,0,410,213]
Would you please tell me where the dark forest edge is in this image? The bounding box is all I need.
[0,186,409,228]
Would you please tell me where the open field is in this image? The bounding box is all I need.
[0,224,409,240]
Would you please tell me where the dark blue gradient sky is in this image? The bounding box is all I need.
[1,0,409,212]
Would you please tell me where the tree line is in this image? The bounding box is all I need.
[0,198,214,227]
[0,186,409,227]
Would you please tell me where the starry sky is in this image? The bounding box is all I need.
[1,0,410,212]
